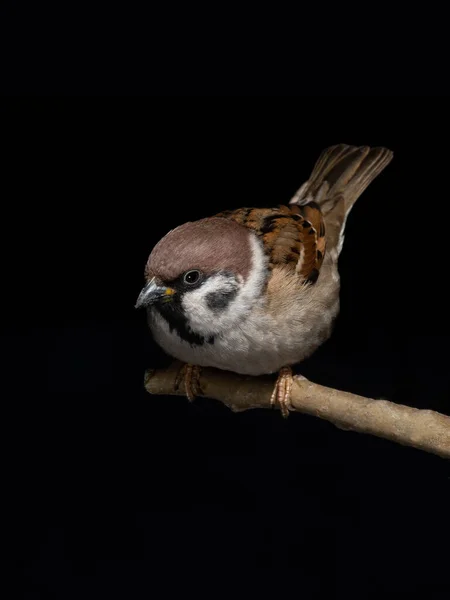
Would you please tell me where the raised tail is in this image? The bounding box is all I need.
[290,144,393,254]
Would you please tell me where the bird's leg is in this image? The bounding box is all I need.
[174,363,202,402]
[270,366,294,418]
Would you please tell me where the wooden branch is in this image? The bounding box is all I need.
[144,363,450,460]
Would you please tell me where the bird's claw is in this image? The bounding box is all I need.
[174,364,203,401]
[270,366,294,418]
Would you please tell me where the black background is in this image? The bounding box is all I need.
[6,102,449,597]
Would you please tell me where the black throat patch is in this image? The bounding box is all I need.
[153,302,215,347]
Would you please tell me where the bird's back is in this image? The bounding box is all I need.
[216,144,393,285]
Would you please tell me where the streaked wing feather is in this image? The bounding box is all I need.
[215,204,326,284]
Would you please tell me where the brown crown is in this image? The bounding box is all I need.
[146,217,253,282]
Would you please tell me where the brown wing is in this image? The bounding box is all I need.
[214,203,326,284]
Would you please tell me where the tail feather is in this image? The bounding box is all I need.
[290,144,393,254]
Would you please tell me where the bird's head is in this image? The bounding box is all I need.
[135,217,269,339]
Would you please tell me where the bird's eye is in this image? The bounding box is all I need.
[183,270,201,285]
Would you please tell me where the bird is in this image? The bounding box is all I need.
[135,144,393,416]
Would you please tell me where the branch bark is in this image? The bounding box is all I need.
[144,363,450,460]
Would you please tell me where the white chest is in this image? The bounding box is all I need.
[147,268,340,376]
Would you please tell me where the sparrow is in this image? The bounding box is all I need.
[136,144,393,416]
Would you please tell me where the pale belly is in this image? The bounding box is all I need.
[148,293,339,376]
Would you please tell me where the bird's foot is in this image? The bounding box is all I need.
[174,363,202,402]
[270,366,294,418]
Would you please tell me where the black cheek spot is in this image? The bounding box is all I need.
[309,228,315,235]
[302,221,311,228]
[317,250,323,260]
[206,289,238,312]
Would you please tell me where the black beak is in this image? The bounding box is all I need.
[135,279,175,308]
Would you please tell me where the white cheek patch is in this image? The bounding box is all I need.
[181,274,236,333]
[181,234,268,336]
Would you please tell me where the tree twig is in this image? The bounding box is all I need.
[144,363,450,460]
